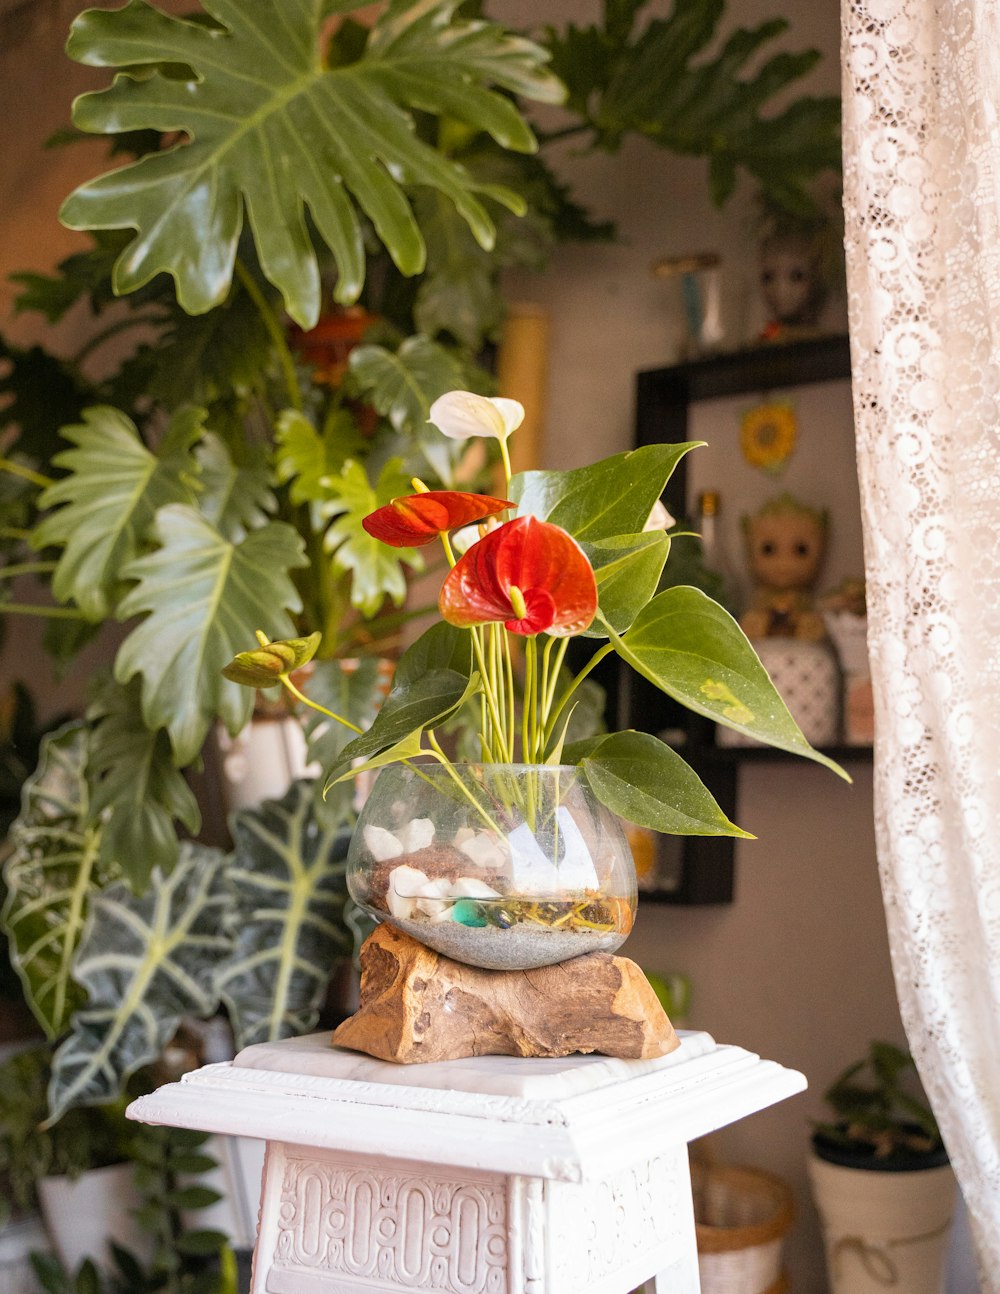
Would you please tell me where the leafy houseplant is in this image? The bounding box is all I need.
[0,0,841,1124]
[223,389,846,977]
[808,1043,955,1294]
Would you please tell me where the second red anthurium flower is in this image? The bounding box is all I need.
[439,515,598,636]
[362,491,513,548]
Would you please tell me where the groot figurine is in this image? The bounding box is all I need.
[740,495,828,641]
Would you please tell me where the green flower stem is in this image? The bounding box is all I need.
[0,561,56,580]
[280,673,364,733]
[541,636,569,730]
[0,458,53,489]
[234,260,302,413]
[544,640,616,745]
[498,436,513,486]
[0,602,85,619]
[522,634,534,762]
[425,731,500,832]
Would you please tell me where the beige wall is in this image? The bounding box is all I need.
[1,3,916,1289]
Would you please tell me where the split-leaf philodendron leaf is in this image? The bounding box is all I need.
[59,0,565,326]
[1,726,120,1039]
[216,781,353,1048]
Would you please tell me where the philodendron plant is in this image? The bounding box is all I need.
[0,0,840,1125]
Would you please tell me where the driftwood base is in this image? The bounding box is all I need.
[331,924,679,1064]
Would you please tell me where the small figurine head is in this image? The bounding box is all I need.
[759,232,828,328]
[743,495,828,592]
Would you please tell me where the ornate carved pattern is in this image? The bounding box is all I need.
[546,1147,689,1292]
[270,1150,508,1293]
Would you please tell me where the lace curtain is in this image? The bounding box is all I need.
[842,0,1000,1280]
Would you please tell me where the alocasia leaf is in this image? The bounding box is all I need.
[194,433,276,542]
[567,729,751,837]
[59,0,564,326]
[114,505,307,765]
[1,726,120,1039]
[32,406,202,621]
[610,585,849,776]
[47,843,230,1120]
[510,442,699,543]
[215,781,353,1047]
[86,676,201,890]
[322,459,424,617]
[580,531,670,636]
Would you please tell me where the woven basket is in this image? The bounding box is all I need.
[692,1162,794,1294]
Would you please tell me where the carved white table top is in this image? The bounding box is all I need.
[128,1031,806,1184]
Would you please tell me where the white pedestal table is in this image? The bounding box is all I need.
[127,1030,805,1294]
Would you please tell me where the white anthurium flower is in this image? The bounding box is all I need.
[451,515,503,555]
[643,499,676,532]
[429,390,525,442]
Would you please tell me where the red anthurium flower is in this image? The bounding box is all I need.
[362,491,513,548]
[439,515,598,637]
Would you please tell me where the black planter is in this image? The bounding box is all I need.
[811,1128,950,1173]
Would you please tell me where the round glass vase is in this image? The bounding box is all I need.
[346,763,637,971]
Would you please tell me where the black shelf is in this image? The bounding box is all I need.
[631,335,857,905]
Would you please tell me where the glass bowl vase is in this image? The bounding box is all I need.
[346,763,636,971]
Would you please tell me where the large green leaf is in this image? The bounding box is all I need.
[1,726,119,1038]
[322,459,423,617]
[48,843,230,1120]
[32,406,202,621]
[568,729,750,837]
[114,505,307,765]
[60,0,563,326]
[393,621,473,689]
[348,334,467,436]
[215,781,353,1047]
[194,433,276,542]
[324,668,474,787]
[511,442,698,542]
[580,531,670,636]
[86,677,201,890]
[610,585,849,776]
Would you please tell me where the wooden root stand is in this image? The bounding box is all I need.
[331,923,679,1063]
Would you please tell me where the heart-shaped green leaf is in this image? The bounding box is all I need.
[60,0,563,326]
[570,730,751,837]
[393,622,473,689]
[215,781,353,1048]
[87,676,201,889]
[1,726,120,1039]
[611,585,849,777]
[510,441,699,542]
[324,668,476,787]
[33,406,202,621]
[114,505,307,765]
[581,531,670,636]
[47,843,230,1120]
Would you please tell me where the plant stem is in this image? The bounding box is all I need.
[0,561,56,580]
[522,634,534,763]
[0,458,53,489]
[469,626,507,756]
[498,436,513,486]
[235,259,303,412]
[544,641,615,744]
[502,627,516,760]
[280,673,364,733]
[425,731,501,831]
[0,602,85,619]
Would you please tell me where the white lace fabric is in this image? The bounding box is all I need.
[842,0,1000,1281]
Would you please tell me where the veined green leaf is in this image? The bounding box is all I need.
[114,505,307,765]
[510,442,699,542]
[60,0,563,326]
[580,531,670,636]
[393,622,473,690]
[1,726,120,1038]
[86,676,201,889]
[327,730,427,784]
[348,334,468,432]
[610,585,849,777]
[322,459,423,617]
[274,409,365,508]
[32,406,202,621]
[48,843,230,1120]
[215,781,353,1048]
[194,433,276,542]
[324,668,476,787]
[571,729,751,836]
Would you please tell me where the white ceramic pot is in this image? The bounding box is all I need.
[808,1153,956,1294]
[37,1163,151,1272]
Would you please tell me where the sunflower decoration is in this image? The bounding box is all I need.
[741,400,798,474]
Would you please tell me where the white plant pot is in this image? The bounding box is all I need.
[808,1153,956,1294]
[37,1163,151,1273]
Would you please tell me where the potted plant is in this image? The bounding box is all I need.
[0,0,841,1120]
[808,1041,956,1294]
